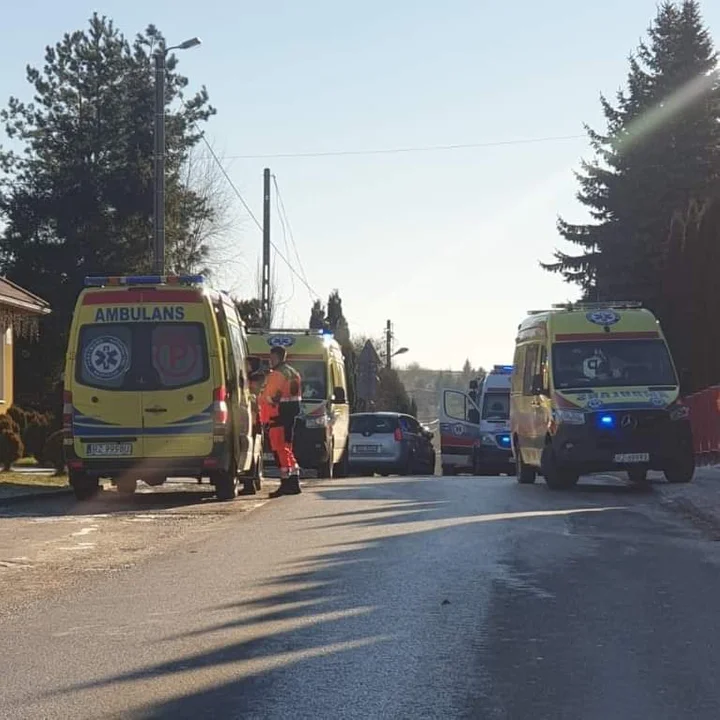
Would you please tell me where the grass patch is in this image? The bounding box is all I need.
[0,471,68,488]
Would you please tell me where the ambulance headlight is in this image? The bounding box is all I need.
[305,414,328,429]
[554,409,586,425]
[481,434,496,446]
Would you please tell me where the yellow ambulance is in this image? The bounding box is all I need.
[246,328,350,478]
[510,302,694,489]
[63,275,262,501]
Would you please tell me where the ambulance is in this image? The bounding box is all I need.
[246,328,350,479]
[63,275,262,501]
[439,365,514,476]
[510,301,695,489]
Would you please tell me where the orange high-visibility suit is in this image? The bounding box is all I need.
[259,362,302,476]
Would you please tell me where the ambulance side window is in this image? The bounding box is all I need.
[522,345,539,396]
[511,345,525,394]
[538,345,549,394]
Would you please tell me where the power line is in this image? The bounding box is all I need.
[217,133,587,160]
[272,174,314,301]
[196,129,322,300]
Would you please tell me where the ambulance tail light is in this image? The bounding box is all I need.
[63,390,74,438]
[213,387,229,428]
[394,428,403,442]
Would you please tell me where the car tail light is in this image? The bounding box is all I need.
[213,386,228,427]
[394,427,403,442]
[63,390,73,438]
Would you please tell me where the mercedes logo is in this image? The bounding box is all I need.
[621,414,637,429]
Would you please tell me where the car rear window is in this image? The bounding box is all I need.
[350,415,399,434]
[76,322,209,391]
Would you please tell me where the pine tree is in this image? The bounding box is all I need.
[235,298,262,327]
[309,299,325,329]
[543,1,720,312]
[0,15,216,394]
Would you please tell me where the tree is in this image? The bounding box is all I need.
[0,15,216,394]
[319,290,357,408]
[309,299,325,329]
[376,368,413,415]
[543,1,720,313]
[235,298,262,327]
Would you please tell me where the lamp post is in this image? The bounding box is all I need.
[153,37,202,275]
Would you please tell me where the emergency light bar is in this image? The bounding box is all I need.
[551,301,643,311]
[84,274,205,287]
[491,365,513,374]
[246,327,327,336]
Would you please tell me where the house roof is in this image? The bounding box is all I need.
[0,278,51,315]
[358,339,381,366]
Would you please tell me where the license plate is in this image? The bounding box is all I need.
[614,453,650,464]
[354,445,379,453]
[87,442,132,457]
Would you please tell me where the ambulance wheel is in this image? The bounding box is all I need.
[214,458,238,501]
[116,478,137,495]
[541,446,579,490]
[70,471,99,501]
[515,449,537,485]
[317,443,334,479]
[664,453,695,484]
[334,445,349,478]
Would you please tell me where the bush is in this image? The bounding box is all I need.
[0,428,24,471]
[7,406,30,435]
[42,430,65,474]
[0,413,20,437]
[23,411,52,461]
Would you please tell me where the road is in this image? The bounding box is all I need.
[1,473,720,719]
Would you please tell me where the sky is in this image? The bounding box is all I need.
[2,1,720,371]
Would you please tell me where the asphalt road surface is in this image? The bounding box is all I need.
[1,473,720,719]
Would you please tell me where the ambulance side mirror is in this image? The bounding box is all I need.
[467,408,480,425]
[333,387,347,405]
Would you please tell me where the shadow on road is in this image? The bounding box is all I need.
[30,474,673,718]
[0,481,269,518]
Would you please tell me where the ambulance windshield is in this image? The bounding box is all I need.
[482,392,510,420]
[76,322,209,391]
[291,360,327,401]
[552,339,677,390]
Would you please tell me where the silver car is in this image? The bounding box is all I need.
[348,412,436,476]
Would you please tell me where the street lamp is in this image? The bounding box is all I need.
[153,37,202,275]
[393,347,409,358]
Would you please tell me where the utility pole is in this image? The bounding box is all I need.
[152,37,201,276]
[261,168,271,327]
[385,319,392,370]
[152,48,166,275]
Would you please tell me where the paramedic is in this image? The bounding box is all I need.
[259,345,303,497]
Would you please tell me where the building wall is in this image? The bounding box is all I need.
[0,323,13,413]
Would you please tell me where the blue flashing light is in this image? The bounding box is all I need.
[84,274,204,287]
[492,365,514,374]
[598,414,615,429]
[497,434,511,447]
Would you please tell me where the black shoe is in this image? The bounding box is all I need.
[285,474,302,495]
[239,480,257,496]
[269,478,290,498]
